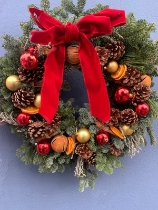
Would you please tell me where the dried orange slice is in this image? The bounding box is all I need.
[111,64,127,80]
[21,106,39,115]
[110,125,124,140]
[114,64,127,80]
[66,137,75,155]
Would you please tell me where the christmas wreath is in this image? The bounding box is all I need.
[0,0,158,192]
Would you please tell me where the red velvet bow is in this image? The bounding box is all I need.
[29,7,126,123]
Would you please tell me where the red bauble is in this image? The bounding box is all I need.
[36,140,51,155]
[135,102,150,117]
[95,130,109,145]
[27,46,38,55]
[20,52,38,70]
[114,86,130,103]
[16,113,31,125]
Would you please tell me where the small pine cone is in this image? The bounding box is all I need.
[95,46,110,66]
[28,121,55,140]
[105,40,125,60]
[109,108,121,127]
[18,54,46,85]
[86,153,96,167]
[120,109,138,125]
[116,66,142,87]
[11,88,35,109]
[131,83,151,102]
[110,144,123,156]
[51,113,61,129]
[76,144,93,160]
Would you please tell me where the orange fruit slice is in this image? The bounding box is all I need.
[141,74,151,86]
[114,65,127,80]
[110,125,124,140]
[111,64,127,80]
[21,106,39,115]
[66,137,75,155]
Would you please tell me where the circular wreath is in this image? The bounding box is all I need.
[0,0,158,192]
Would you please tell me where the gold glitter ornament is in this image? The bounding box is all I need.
[6,75,21,91]
[34,93,41,108]
[121,125,134,136]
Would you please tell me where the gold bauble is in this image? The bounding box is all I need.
[141,74,151,86]
[76,128,91,143]
[51,135,68,153]
[121,125,134,136]
[66,45,80,64]
[105,61,119,73]
[34,93,41,108]
[6,75,21,91]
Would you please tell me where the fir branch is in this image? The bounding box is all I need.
[147,126,157,146]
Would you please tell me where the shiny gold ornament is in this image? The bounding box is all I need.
[76,128,91,143]
[6,75,21,91]
[34,93,41,108]
[105,61,119,73]
[121,125,134,136]
[66,45,80,64]
[51,135,68,153]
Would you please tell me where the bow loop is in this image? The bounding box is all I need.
[64,23,79,43]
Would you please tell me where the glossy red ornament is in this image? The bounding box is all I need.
[27,46,38,55]
[114,86,130,103]
[36,140,51,155]
[16,113,31,125]
[20,52,38,70]
[95,130,109,145]
[135,102,150,117]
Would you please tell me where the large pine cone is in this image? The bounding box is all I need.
[110,144,123,156]
[28,121,57,140]
[18,54,46,85]
[131,84,151,102]
[11,88,35,109]
[76,144,93,160]
[116,66,142,87]
[120,109,138,125]
[105,40,125,60]
[95,46,110,66]
[109,108,121,127]
[86,153,96,167]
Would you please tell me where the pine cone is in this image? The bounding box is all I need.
[105,40,125,60]
[76,144,93,160]
[11,88,35,109]
[86,153,96,167]
[28,121,55,140]
[120,109,138,125]
[110,144,123,156]
[95,46,110,66]
[51,113,61,129]
[18,54,46,85]
[116,66,142,87]
[109,108,121,127]
[131,84,151,102]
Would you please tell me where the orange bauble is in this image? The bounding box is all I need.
[141,74,151,86]
[51,135,68,153]
[66,45,80,64]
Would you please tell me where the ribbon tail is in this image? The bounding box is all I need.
[79,34,110,122]
[39,45,65,123]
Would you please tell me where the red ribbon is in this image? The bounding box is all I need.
[29,8,126,123]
